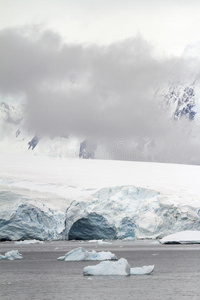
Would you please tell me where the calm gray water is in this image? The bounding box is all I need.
[0,240,200,300]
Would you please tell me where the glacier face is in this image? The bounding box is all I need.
[65,186,159,240]
[1,185,200,241]
[1,182,200,241]
[65,186,200,240]
[0,191,65,241]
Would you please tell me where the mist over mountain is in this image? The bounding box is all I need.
[1,26,200,164]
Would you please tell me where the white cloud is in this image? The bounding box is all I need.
[1,1,200,56]
[1,26,199,164]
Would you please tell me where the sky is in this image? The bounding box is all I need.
[1,0,200,163]
[1,0,200,56]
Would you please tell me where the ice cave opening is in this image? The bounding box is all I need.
[68,213,117,240]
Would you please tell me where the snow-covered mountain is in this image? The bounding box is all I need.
[1,83,200,242]
[0,101,83,158]
[162,83,196,120]
[1,80,200,163]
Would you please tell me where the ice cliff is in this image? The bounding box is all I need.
[1,185,200,241]
[65,186,200,240]
[0,191,65,241]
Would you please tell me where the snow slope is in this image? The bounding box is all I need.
[1,153,200,241]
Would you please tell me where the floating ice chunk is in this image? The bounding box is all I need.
[89,239,112,245]
[14,239,44,245]
[57,247,117,261]
[0,250,23,260]
[123,237,135,241]
[160,230,200,244]
[83,258,130,276]
[130,265,154,275]
[98,240,112,245]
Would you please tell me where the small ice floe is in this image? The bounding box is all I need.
[83,258,154,276]
[123,237,135,241]
[14,239,44,245]
[83,258,130,276]
[97,240,112,245]
[130,265,154,275]
[57,247,117,261]
[160,230,200,244]
[0,250,23,260]
[88,240,112,245]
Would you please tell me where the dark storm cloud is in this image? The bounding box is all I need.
[0,26,198,163]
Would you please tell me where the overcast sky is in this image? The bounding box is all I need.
[1,0,200,56]
[1,0,200,163]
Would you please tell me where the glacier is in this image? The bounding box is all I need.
[65,186,200,240]
[1,153,200,241]
[1,185,200,241]
[57,247,117,261]
[0,191,65,241]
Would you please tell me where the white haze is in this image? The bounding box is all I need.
[0,26,200,164]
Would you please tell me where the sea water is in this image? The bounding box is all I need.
[0,240,200,300]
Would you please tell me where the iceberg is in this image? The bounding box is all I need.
[130,265,154,275]
[57,247,117,261]
[83,258,130,276]
[160,230,200,244]
[83,258,154,276]
[88,239,112,244]
[0,250,23,260]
